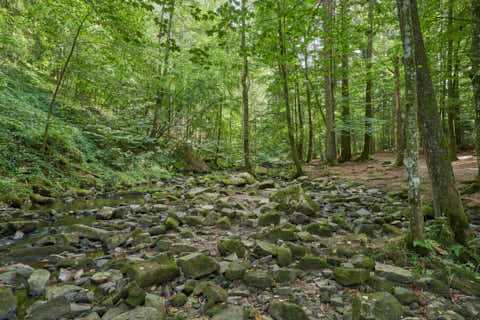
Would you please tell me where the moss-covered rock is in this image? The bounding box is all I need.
[382,224,404,235]
[352,292,403,320]
[263,228,297,242]
[243,270,272,289]
[269,185,319,216]
[253,241,279,257]
[124,260,180,288]
[216,217,232,230]
[268,301,308,320]
[297,256,328,270]
[171,293,188,307]
[28,269,50,296]
[177,253,219,279]
[259,212,281,226]
[351,255,375,271]
[218,239,246,258]
[273,268,298,284]
[333,267,369,286]
[174,143,209,173]
[276,246,293,267]
[0,287,17,320]
[194,282,227,307]
[225,261,251,280]
[165,217,180,231]
[305,223,332,237]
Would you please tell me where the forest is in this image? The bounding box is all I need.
[0,0,480,319]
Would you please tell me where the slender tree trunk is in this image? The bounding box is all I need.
[393,56,405,167]
[339,0,352,163]
[472,0,480,177]
[446,0,458,160]
[396,0,424,246]
[43,13,88,146]
[151,6,175,138]
[360,0,375,160]
[409,0,473,245]
[323,0,337,165]
[296,78,305,162]
[277,1,303,177]
[241,0,254,175]
[215,103,223,167]
[306,79,314,163]
[453,40,462,149]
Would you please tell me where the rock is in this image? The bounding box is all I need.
[113,206,130,218]
[110,307,163,320]
[225,261,251,280]
[375,263,413,284]
[393,287,419,304]
[0,287,17,320]
[69,224,112,241]
[6,263,34,278]
[165,217,179,231]
[276,247,293,267]
[382,224,404,235]
[45,285,90,302]
[333,267,369,286]
[25,296,71,320]
[243,270,272,289]
[259,212,281,226]
[177,253,219,279]
[144,293,166,314]
[268,301,309,320]
[114,281,146,307]
[131,228,152,245]
[218,239,246,258]
[367,276,394,293]
[273,268,298,284]
[76,313,101,320]
[28,269,50,296]
[258,181,276,189]
[416,277,450,297]
[254,241,279,257]
[105,233,128,250]
[174,143,209,173]
[124,260,180,288]
[352,292,403,320]
[91,272,111,284]
[269,185,319,216]
[225,172,256,186]
[263,228,297,241]
[30,194,55,205]
[351,255,375,271]
[216,217,232,230]
[97,206,115,219]
[194,281,228,306]
[171,293,188,307]
[212,306,248,320]
[58,232,79,245]
[297,256,328,270]
[305,223,332,237]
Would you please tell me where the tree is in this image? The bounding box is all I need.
[393,56,405,167]
[339,0,352,163]
[409,0,473,245]
[323,0,337,165]
[359,0,375,160]
[471,0,480,177]
[396,0,424,246]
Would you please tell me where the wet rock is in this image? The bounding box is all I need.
[218,239,246,258]
[26,296,71,320]
[268,301,308,320]
[124,260,180,288]
[289,212,311,225]
[352,292,403,320]
[333,267,369,286]
[28,269,50,296]
[270,185,319,216]
[243,270,272,289]
[110,307,162,320]
[113,206,130,218]
[0,287,17,320]
[375,263,413,284]
[177,253,219,279]
[30,194,55,205]
[259,212,281,226]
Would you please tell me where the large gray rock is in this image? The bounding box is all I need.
[28,269,50,296]
[268,301,309,320]
[213,306,248,320]
[269,185,319,216]
[97,207,115,220]
[26,296,71,320]
[375,263,413,284]
[46,285,92,302]
[110,307,163,320]
[69,224,113,241]
[177,253,219,279]
[0,287,17,320]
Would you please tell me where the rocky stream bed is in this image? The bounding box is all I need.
[1,172,480,320]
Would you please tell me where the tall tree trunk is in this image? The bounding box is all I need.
[446,0,458,160]
[323,0,337,165]
[339,0,352,163]
[296,78,305,162]
[43,13,88,146]
[215,103,223,167]
[409,0,473,245]
[472,0,480,177]
[360,0,375,160]
[393,56,405,167]
[277,1,303,177]
[241,0,254,175]
[396,0,424,246]
[306,79,314,163]
[150,6,175,138]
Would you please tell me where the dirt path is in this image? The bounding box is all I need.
[306,152,480,206]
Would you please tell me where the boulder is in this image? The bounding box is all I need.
[25,296,71,320]
[124,260,180,288]
[177,253,219,279]
[269,185,319,216]
[218,239,246,258]
[375,263,413,284]
[352,292,403,320]
[173,143,209,173]
[28,269,50,296]
[333,267,369,286]
[243,270,272,289]
[212,306,248,320]
[0,287,17,320]
[110,307,162,320]
[268,301,309,320]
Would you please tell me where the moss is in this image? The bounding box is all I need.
[276,247,293,267]
[124,260,180,288]
[297,256,328,270]
[215,217,232,230]
[218,239,246,258]
[333,267,369,286]
[258,212,281,226]
[264,228,297,242]
[171,293,187,307]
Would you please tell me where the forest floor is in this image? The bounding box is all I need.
[307,151,480,206]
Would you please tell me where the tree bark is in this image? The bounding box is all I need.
[393,56,405,167]
[339,0,352,163]
[296,77,305,162]
[360,0,375,160]
[409,0,473,245]
[472,0,480,177]
[446,0,458,161]
[241,0,254,175]
[43,13,88,146]
[323,0,337,165]
[396,0,424,246]
[277,1,303,177]
[306,79,314,163]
